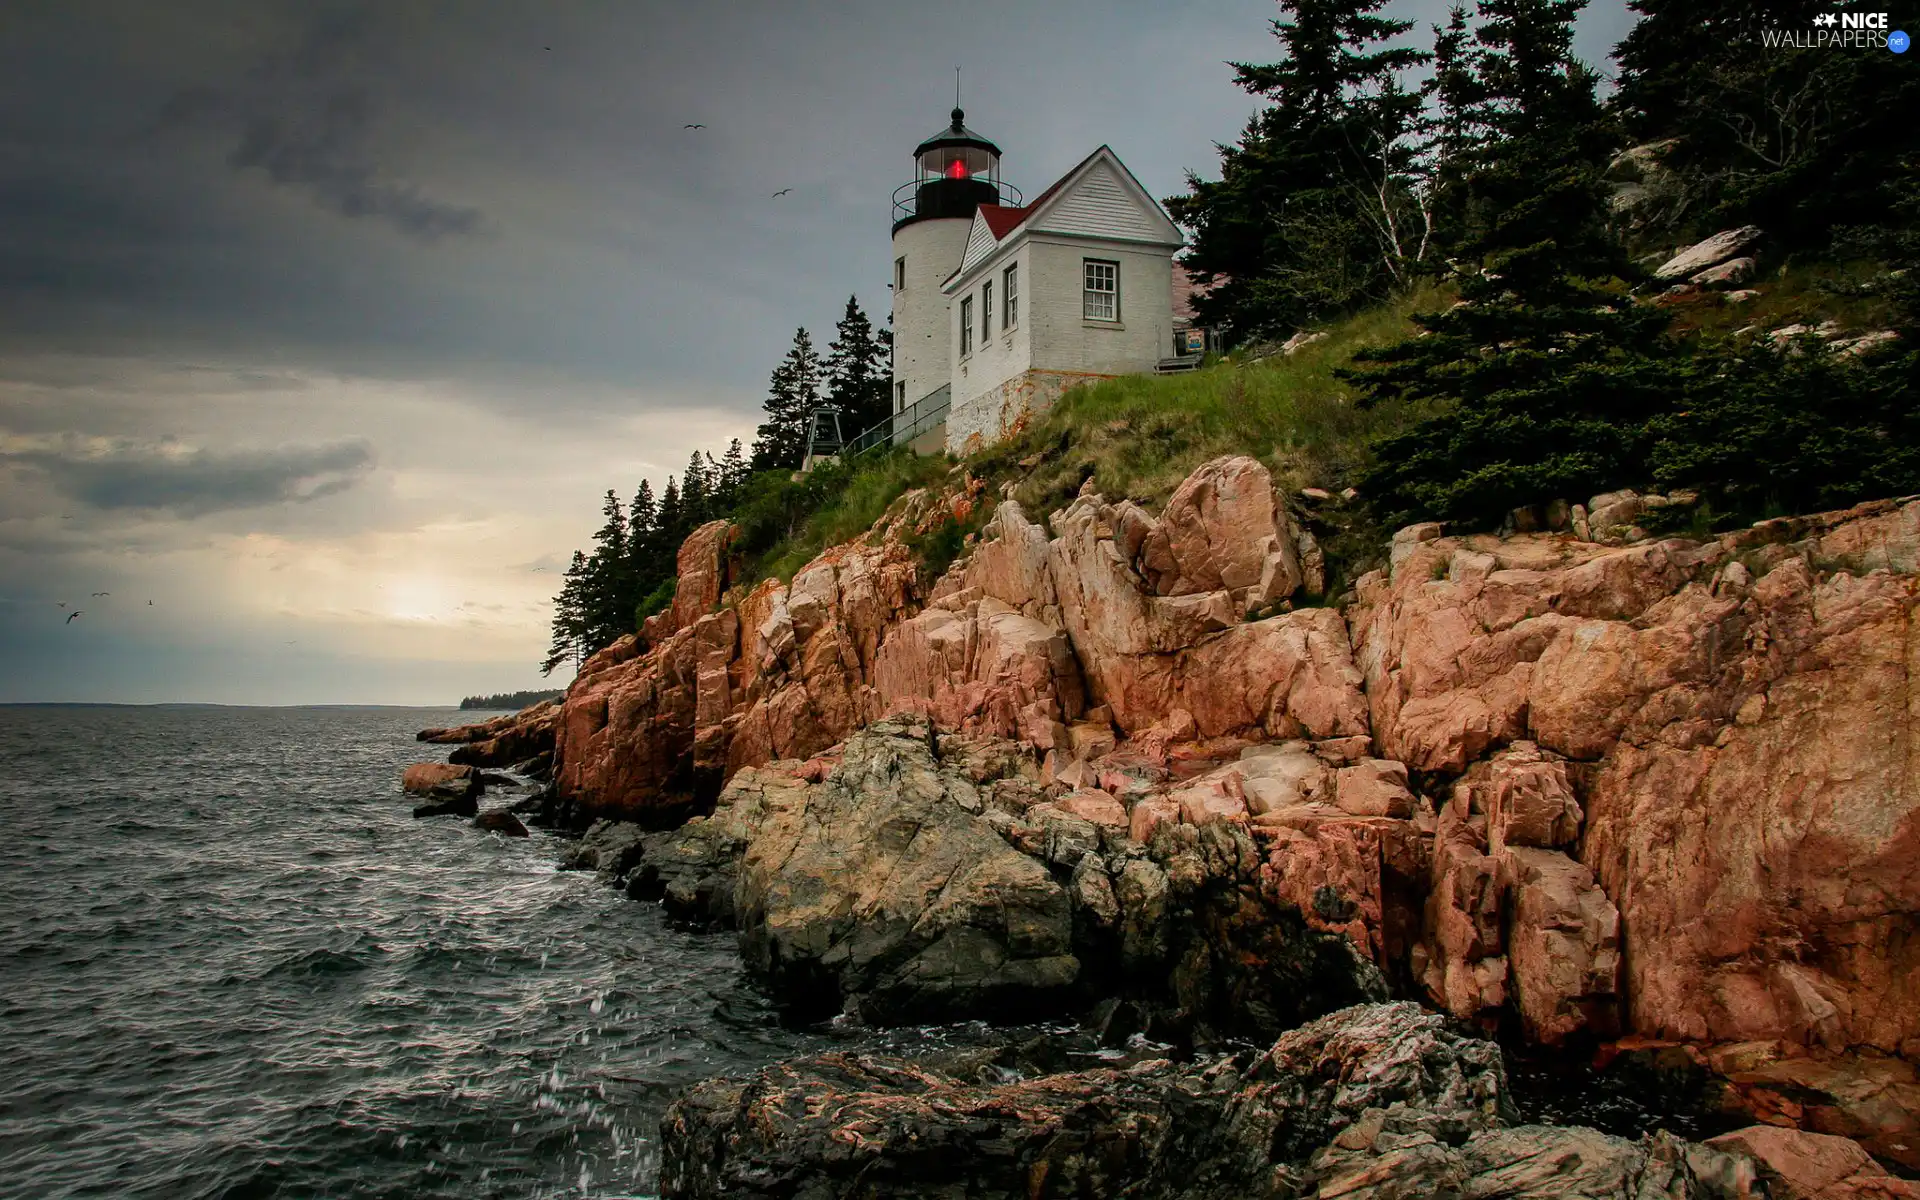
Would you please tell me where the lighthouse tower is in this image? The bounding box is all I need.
[889,107,1018,435]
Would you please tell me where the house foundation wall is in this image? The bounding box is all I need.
[944,369,1112,456]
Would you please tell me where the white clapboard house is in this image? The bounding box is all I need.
[883,108,1192,456]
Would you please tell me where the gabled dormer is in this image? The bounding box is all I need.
[943,145,1183,295]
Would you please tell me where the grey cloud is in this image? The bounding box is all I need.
[148,7,481,241]
[3,438,375,517]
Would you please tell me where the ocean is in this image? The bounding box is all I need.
[0,704,835,1200]
[0,704,1722,1199]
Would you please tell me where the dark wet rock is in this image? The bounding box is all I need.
[476,772,517,788]
[585,718,1384,1038]
[624,819,746,927]
[411,792,478,818]
[473,809,529,837]
[660,1001,1768,1200]
[509,750,555,781]
[732,718,1080,1025]
[560,819,649,877]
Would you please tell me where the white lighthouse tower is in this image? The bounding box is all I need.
[888,105,1018,448]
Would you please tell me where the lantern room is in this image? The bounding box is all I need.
[892,108,1021,231]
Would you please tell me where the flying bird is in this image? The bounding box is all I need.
[684,123,705,129]
[66,611,82,624]
[92,591,110,597]
[148,600,154,605]
[57,602,66,608]
[772,188,793,197]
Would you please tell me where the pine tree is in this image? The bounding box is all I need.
[654,475,683,557]
[751,328,822,471]
[580,489,631,651]
[625,478,658,604]
[716,439,748,508]
[823,296,891,438]
[1421,3,1485,252]
[540,550,591,676]
[681,450,710,525]
[1348,0,1676,529]
[1610,0,1919,249]
[1166,0,1431,342]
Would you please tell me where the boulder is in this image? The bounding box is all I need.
[411,791,477,818]
[473,809,530,837]
[1706,1126,1919,1199]
[560,819,649,878]
[732,717,1080,1024]
[660,1000,1764,1199]
[400,762,476,797]
[1655,226,1764,281]
[1691,256,1757,288]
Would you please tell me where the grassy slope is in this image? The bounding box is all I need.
[728,261,1890,601]
[735,284,1450,597]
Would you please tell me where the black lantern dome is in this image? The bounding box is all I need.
[892,107,1021,231]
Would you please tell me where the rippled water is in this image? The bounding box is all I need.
[0,705,838,1200]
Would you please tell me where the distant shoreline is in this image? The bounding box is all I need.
[0,702,478,710]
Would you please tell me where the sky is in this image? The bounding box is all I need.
[0,0,1635,705]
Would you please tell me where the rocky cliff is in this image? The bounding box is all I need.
[424,456,1920,1173]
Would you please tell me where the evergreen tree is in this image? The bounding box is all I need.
[1166,0,1430,343]
[625,478,658,605]
[654,475,684,557]
[681,450,711,525]
[580,489,631,652]
[540,550,591,676]
[1348,0,1675,528]
[1610,0,1920,249]
[751,328,822,471]
[1421,3,1485,251]
[823,296,891,437]
[716,439,748,508]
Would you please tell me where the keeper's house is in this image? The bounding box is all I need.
[886,107,1191,456]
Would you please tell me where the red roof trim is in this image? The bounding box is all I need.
[978,205,1026,238]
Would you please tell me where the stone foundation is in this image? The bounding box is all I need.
[946,369,1112,455]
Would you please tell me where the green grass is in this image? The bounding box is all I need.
[972,284,1448,519]
[716,264,1882,607]
[735,448,960,586]
[1662,259,1899,342]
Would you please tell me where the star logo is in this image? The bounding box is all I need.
[1812,11,1838,25]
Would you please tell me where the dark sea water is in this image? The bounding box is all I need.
[0,705,837,1200]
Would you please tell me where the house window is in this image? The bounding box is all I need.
[1003,264,1018,329]
[894,256,905,292]
[1084,260,1118,321]
[895,379,907,412]
[982,281,992,339]
[960,296,973,356]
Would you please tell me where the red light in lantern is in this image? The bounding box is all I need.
[947,159,967,179]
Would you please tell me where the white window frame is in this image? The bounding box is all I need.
[894,256,905,292]
[981,280,992,340]
[959,296,973,357]
[1002,263,1018,329]
[1083,259,1118,322]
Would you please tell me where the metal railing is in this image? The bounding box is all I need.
[890,178,1024,226]
[844,385,950,457]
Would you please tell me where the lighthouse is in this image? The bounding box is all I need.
[889,106,1020,439]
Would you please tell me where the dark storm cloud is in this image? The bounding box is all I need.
[3,438,375,517]
[141,7,482,241]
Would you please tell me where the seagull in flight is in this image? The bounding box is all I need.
[92,591,110,597]
[772,188,793,197]
[684,123,705,129]
[66,611,82,624]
